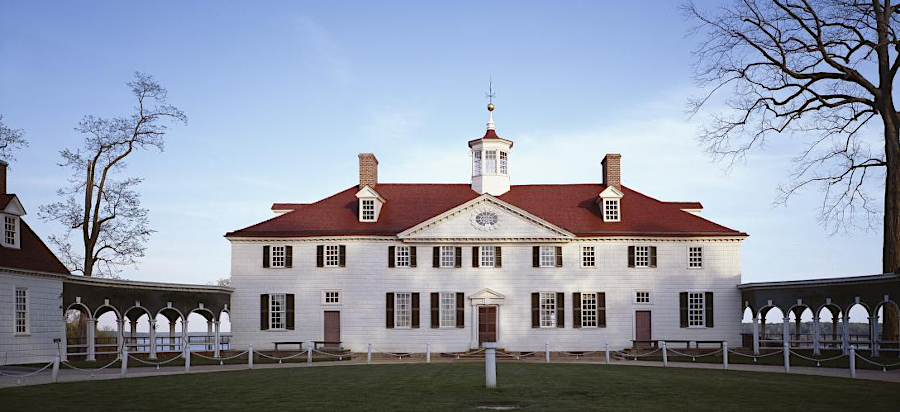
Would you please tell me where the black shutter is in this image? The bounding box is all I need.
[260,294,269,330]
[411,293,420,328]
[455,247,462,268]
[531,293,540,328]
[285,246,293,268]
[679,292,688,328]
[556,292,565,328]
[705,292,714,328]
[433,247,440,268]
[286,294,295,330]
[496,247,502,268]
[472,246,480,267]
[386,293,394,329]
[263,246,270,268]
[598,292,606,328]
[388,246,395,268]
[456,292,465,328]
[650,246,657,268]
[316,245,324,267]
[628,246,635,267]
[573,292,582,328]
[410,247,417,267]
[532,246,540,267]
[555,246,563,267]
[339,245,346,267]
[430,293,440,328]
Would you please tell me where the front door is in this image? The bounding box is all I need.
[324,311,340,349]
[635,311,652,346]
[478,306,497,347]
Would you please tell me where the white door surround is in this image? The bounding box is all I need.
[469,288,505,348]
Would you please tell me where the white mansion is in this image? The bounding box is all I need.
[226,107,748,354]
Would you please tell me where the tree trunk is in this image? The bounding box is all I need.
[882,118,900,340]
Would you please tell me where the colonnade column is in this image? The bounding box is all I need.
[86,318,97,361]
[116,319,125,358]
[870,315,879,357]
[148,319,158,359]
[782,317,791,349]
[751,316,760,355]
[213,320,221,358]
[841,315,851,355]
[812,317,820,356]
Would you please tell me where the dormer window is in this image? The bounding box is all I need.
[361,199,375,221]
[356,186,385,222]
[2,215,19,248]
[604,199,620,222]
[598,185,623,223]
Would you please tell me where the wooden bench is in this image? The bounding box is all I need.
[273,341,305,351]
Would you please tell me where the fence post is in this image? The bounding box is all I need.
[661,341,668,367]
[426,343,431,363]
[121,348,128,378]
[367,343,372,365]
[783,342,790,374]
[307,341,313,366]
[605,341,610,365]
[545,342,550,364]
[849,346,856,379]
[722,342,729,370]
[484,342,498,389]
[248,343,254,370]
[184,342,191,374]
[52,355,60,383]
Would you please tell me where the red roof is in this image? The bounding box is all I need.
[227,183,745,238]
[0,219,70,274]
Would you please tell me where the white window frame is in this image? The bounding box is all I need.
[485,150,497,174]
[581,292,598,328]
[581,246,595,267]
[322,290,341,305]
[688,246,703,269]
[3,215,20,248]
[439,292,456,328]
[395,246,411,267]
[480,246,496,268]
[539,292,556,328]
[394,292,412,329]
[325,245,340,267]
[473,150,482,176]
[539,246,556,268]
[360,199,376,222]
[634,291,651,304]
[634,246,650,268]
[270,246,286,268]
[14,287,28,335]
[440,246,456,268]
[269,293,287,330]
[603,199,620,222]
[687,292,706,328]
[499,151,508,174]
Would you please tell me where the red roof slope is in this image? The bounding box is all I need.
[227,183,745,238]
[0,219,70,274]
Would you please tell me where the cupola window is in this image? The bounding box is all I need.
[485,150,497,174]
[473,151,482,176]
[500,151,508,174]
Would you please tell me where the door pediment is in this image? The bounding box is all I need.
[470,288,505,306]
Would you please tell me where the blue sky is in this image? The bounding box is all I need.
[0,0,884,287]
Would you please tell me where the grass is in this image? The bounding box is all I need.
[0,362,897,411]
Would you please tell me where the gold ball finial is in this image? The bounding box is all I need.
[487,102,495,111]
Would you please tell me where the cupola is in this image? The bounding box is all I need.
[469,100,513,196]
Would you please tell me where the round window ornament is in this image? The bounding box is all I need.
[472,209,500,231]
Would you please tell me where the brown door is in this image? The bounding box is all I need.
[478,306,497,347]
[324,311,340,349]
[635,311,652,346]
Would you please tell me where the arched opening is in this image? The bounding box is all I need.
[64,304,90,360]
[741,307,754,348]
[187,310,214,352]
[94,307,121,359]
[876,301,900,356]
[816,305,843,351]
[847,303,871,351]
[787,306,814,348]
[123,307,152,354]
[156,308,184,355]
[760,306,785,349]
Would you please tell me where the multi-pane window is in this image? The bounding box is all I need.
[15,288,26,335]
[635,291,651,304]
[688,292,705,327]
[582,246,595,267]
[581,292,598,327]
[395,292,412,328]
[439,292,456,327]
[689,247,703,268]
[480,246,496,267]
[634,246,650,268]
[440,246,456,267]
[473,151,482,176]
[539,292,557,327]
[539,246,556,267]
[271,246,286,268]
[4,216,17,246]
[324,291,340,304]
[270,293,286,330]
[604,199,619,221]
[325,245,340,267]
[500,151,508,174]
[485,150,497,174]
[361,199,375,221]
[395,246,411,267]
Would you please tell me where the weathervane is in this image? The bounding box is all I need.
[486,78,496,111]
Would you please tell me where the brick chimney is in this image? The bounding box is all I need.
[601,154,621,190]
[0,159,7,194]
[358,153,378,189]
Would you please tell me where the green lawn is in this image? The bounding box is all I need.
[0,363,896,411]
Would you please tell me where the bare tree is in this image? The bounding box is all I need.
[0,115,28,161]
[40,72,187,277]
[684,0,900,339]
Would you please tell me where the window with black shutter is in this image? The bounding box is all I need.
[339,245,346,267]
[649,246,657,268]
[597,292,606,328]
[495,247,502,268]
[433,247,440,268]
[316,245,324,267]
[628,246,635,268]
[260,294,269,330]
[472,246,480,268]
[573,292,582,328]
[531,292,540,328]
[556,292,565,328]
[705,292,714,327]
[285,246,293,268]
[454,247,462,268]
[679,292,688,328]
[410,246,417,267]
[263,246,270,268]
[456,292,465,328]
[532,246,540,267]
[430,293,440,328]
[411,293,420,329]
[388,246,395,268]
[386,293,395,329]
[286,294,295,330]
[555,246,563,267]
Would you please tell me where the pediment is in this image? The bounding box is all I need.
[3,195,25,216]
[397,195,575,242]
[471,288,505,300]
[599,186,623,199]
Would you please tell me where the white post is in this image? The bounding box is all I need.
[849,346,856,378]
[307,341,313,366]
[121,348,128,378]
[661,341,668,367]
[248,343,254,369]
[51,355,60,383]
[184,341,191,374]
[425,343,431,363]
[116,319,125,357]
[812,316,821,356]
[842,315,851,355]
[782,316,790,350]
[545,342,550,364]
[213,321,221,358]
[484,342,498,389]
[148,319,158,360]
[181,319,190,357]
[752,316,760,355]
[86,318,97,362]
[783,341,790,374]
[723,342,729,370]
[605,341,610,365]
[60,316,68,363]
[367,343,372,364]
[870,315,880,357]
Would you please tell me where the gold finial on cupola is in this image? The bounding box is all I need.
[485,78,496,130]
